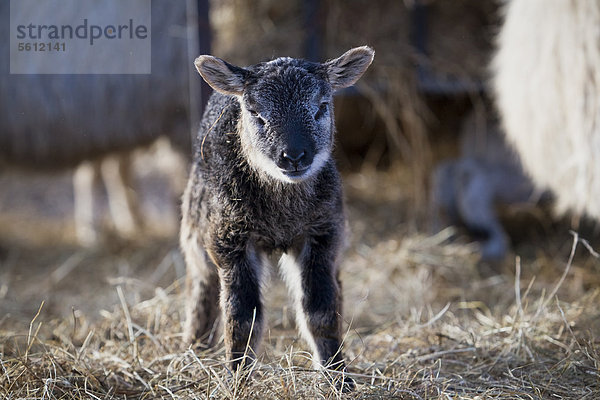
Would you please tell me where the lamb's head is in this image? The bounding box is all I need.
[194,46,374,183]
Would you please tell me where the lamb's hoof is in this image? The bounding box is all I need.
[324,369,355,393]
[337,374,356,393]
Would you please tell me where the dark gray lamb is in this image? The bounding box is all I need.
[180,47,374,386]
[430,108,542,261]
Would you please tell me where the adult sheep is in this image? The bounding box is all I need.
[493,0,600,219]
[0,0,196,244]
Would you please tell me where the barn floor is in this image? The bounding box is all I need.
[1,150,599,399]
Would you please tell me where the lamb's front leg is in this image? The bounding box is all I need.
[213,242,265,372]
[280,228,352,388]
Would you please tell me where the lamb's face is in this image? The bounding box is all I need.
[194,46,374,184]
[239,63,334,183]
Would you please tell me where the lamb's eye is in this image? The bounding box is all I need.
[314,102,329,120]
[248,109,266,126]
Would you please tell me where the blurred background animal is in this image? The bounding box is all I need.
[0,0,197,245]
[430,103,545,261]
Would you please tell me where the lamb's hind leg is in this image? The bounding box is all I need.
[181,235,220,346]
[280,229,354,390]
[181,173,221,346]
[181,215,220,345]
[456,159,508,261]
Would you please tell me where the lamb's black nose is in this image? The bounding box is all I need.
[277,148,312,172]
[282,150,306,164]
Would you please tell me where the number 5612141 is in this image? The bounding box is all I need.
[18,42,66,52]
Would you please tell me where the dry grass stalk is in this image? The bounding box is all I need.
[2,227,599,398]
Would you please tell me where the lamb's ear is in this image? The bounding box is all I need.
[194,55,248,96]
[325,46,374,91]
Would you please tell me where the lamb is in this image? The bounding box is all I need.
[0,0,192,244]
[492,0,600,220]
[180,46,374,388]
[430,106,540,261]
